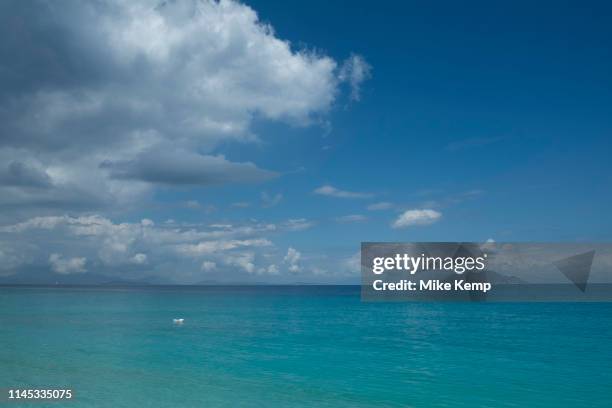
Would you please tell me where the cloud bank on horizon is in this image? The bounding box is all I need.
[0,214,334,283]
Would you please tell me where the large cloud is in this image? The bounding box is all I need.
[0,0,367,218]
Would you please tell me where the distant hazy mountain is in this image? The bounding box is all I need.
[0,269,145,286]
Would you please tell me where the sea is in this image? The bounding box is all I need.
[1,286,611,407]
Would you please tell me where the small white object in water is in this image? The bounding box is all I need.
[173,318,184,325]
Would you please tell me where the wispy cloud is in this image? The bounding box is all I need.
[283,219,314,231]
[314,185,372,199]
[261,192,283,208]
[367,202,393,211]
[184,200,216,214]
[335,214,367,223]
[339,54,372,101]
[231,202,251,208]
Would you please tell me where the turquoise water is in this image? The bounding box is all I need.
[1,286,611,407]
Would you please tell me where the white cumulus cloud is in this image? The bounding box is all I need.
[392,209,442,228]
[0,0,369,218]
[284,247,301,272]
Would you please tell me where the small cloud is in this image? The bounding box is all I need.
[209,224,233,229]
[141,219,154,227]
[284,247,301,272]
[49,253,87,274]
[257,264,279,275]
[201,261,217,272]
[130,253,147,264]
[231,202,251,208]
[392,209,441,228]
[367,202,393,211]
[339,54,372,101]
[185,200,201,209]
[184,200,216,213]
[335,214,367,223]
[481,238,496,251]
[430,189,484,208]
[343,252,361,274]
[261,192,283,208]
[283,218,314,231]
[224,253,256,274]
[314,185,372,199]
[311,266,327,276]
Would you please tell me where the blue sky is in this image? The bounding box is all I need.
[0,0,611,283]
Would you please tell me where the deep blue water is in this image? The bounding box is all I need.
[1,286,611,407]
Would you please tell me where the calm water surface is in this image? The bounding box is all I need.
[1,286,611,407]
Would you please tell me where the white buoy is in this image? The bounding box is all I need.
[173,318,184,325]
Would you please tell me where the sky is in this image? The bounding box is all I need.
[0,0,611,284]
